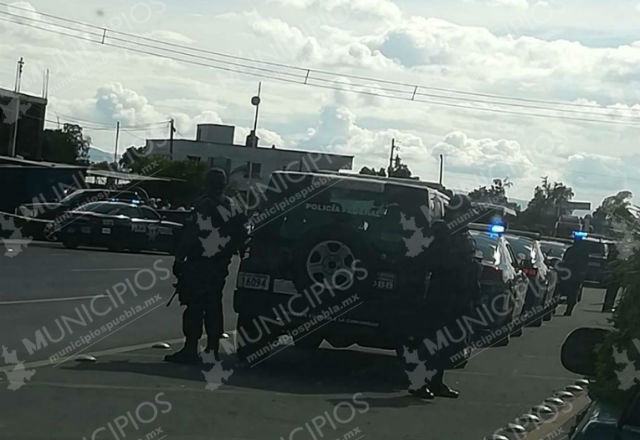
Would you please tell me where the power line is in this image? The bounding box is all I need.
[0,1,629,112]
[2,10,640,127]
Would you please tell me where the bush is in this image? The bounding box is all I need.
[592,250,640,407]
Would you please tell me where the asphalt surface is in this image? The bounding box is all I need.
[0,242,612,440]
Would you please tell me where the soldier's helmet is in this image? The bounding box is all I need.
[205,168,228,195]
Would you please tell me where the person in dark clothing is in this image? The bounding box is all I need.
[164,168,247,364]
[400,195,480,400]
[559,238,590,317]
[602,245,621,313]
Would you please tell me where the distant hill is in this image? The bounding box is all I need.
[88,146,114,163]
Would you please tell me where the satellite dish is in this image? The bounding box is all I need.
[251,96,261,106]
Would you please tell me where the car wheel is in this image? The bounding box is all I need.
[62,237,79,249]
[108,241,124,253]
[292,227,371,299]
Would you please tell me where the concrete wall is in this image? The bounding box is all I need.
[145,137,353,192]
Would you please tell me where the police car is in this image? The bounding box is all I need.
[468,223,528,345]
[56,201,182,253]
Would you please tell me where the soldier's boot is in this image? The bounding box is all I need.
[429,370,460,399]
[205,339,220,362]
[408,385,435,400]
[164,338,201,364]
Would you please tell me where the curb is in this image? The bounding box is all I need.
[484,378,591,440]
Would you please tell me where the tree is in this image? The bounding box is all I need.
[518,177,574,233]
[468,178,512,205]
[591,191,636,236]
[42,123,91,165]
[359,166,386,177]
[119,148,207,206]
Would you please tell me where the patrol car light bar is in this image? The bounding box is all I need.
[490,224,505,234]
[573,231,588,239]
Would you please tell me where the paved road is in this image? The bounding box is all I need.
[0,243,612,440]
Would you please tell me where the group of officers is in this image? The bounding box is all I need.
[162,168,617,401]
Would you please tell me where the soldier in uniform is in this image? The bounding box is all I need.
[164,168,247,364]
[400,195,480,399]
[559,237,590,317]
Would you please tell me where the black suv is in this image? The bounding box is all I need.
[233,171,453,363]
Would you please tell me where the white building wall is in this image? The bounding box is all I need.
[144,136,353,193]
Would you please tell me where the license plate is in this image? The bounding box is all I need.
[81,226,91,233]
[101,227,111,234]
[238,272,270,290]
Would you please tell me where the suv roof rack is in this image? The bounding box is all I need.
[272,170,450,198]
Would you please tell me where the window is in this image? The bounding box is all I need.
[250,162,262,178]
[114,206,140,218]
[187,155,201,163]
[140,207,160,221]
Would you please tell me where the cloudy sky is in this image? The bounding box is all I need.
[2,0,640,207]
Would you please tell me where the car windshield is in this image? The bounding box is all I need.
[470,231,499,263]
[540,241,568,258]
[505,235,535,260]
[5,3,635,440]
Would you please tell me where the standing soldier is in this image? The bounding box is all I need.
[560,237,590,317]
[601,244,621,313]
[164,169,247,364]
[400,195,480,400]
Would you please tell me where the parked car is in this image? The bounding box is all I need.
[562,328,640,439]
[56,201,182,253]
[504,231,551,326]
[234,171,513,363]
[582,235,616,287]
[540,237,572,315]
[468,224,528,345]
[18,188,149,222]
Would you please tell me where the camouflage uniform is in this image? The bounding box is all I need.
[166,169,247,363]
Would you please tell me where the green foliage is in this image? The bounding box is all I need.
[119,146,207,206]
[592,249,640,407]
[359,166,386,176]
[388,163,413,179]
[518,177,574,233]
[592,191,635,237]
[468,178,512,205]
[42,123,91,165]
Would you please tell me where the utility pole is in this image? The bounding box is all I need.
[388,138,396,175]
[169,118,175,159]
[9,58,25,157]
[113,121,120,166]
[439,154,444,186]
[14,57,24,92]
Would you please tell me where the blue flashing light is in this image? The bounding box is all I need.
[573,231,588,240]
[489,224,505,234]
[130,199,141,205]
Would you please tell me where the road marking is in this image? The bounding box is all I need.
[71,268,146,272]
[0,294,107,305]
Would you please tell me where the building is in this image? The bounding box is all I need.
[0,87,47,159]
[144,123,354,195]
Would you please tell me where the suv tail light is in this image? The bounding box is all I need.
[522,267,538,277]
